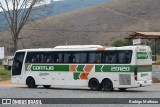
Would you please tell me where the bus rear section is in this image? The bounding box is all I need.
[134,46,152,87]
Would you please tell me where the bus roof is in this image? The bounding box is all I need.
[16,45,150,52]
[54,45,103,49]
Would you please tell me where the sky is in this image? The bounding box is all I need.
[0,0,62,12]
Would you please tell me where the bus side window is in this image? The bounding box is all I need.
[105,51,116,63]
[57,53,63,63]
[68,52,87,63]
[46,55,52,63]
[25,52,38,63]
[118,52,126,63]
[39,53,46,63]
[79,53,87,63]
[88,52,102,63]
[25,53,32,63]
[64,53,69,63]
[95,53,102,63]
[69,53,75,63]
[74,53,80,63]
[52,53,58,63]
[117,50,132,64]
[88,53,96,63]
[31,57,37,63]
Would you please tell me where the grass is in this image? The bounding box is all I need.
[0,65,11,81]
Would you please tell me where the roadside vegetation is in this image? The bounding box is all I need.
[0,65,11,81]
[112,39,130,47]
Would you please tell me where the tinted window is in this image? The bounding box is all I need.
[88,52,102,63]
[117,50,132,64]
[25,52,39,63]
[64,53,70,63]
[25,52,57,63]
[103,50,132,64]
[63,52,87,63]
[79,53,87,63]
[12,52,25,75]
[57,53,63,63]
[104,51,116,63]
[24,50,132,64]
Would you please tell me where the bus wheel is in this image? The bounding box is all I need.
[89,78,102,91]
[43,85,51,88]
[118,88,127,91]
[26,77,37,88]
[102,78,113,91]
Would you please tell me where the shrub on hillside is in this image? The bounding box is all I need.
[112,39,130,47]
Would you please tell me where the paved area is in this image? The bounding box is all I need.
[0,81,160,107]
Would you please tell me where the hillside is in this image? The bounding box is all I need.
[1,0,160,53]
[0,0,111,31]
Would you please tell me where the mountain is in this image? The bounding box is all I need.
[0,0,111,31]
[1,0,160,54]
[47,0,112,16]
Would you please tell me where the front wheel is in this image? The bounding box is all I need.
[102,78,113,91]
[26,77,37,88]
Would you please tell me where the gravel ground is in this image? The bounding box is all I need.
[0,83,160,98]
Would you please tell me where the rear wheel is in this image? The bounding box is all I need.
[102,78,113,91]
[89,78,102,91]
[43,85,51,88]
[118,88,127,91]
[26,77,37,88]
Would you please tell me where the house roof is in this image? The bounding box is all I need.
[126,32,160,39]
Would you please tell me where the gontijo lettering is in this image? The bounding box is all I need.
[32,65,54,71]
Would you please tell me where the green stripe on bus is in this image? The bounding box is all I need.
[25,64,152,72]
[95,65,152,72]
[74,73,80,80]
[26,64,69,72]
[77,65,85,72]
[138,65,152,72]
[95,65,103,72]
[53,65,69,71]
[95,65,135,72]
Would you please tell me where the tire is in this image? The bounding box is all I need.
[26,77,37,88]
[118,88,127,91]
[102,78,113,91]
[89,78,102,91]
[43,85,51,88]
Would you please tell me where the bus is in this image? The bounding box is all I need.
[11,45,152,91]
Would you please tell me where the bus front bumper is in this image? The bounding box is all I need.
[135,80,152,87]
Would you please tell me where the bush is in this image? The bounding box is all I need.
[112,39,130,47]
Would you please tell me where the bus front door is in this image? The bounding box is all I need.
[11,52,25,84]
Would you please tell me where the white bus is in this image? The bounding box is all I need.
[11,45,152,91]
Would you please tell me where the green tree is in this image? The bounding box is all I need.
[112,39,130,47]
